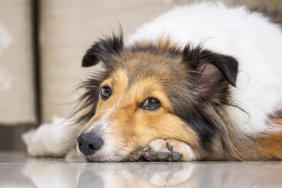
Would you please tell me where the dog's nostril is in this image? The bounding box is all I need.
[91,137,104,150]
[88,144,94,150]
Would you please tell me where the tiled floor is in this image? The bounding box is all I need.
[1,152,282,188]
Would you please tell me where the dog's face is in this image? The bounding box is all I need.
[76,34,239,162]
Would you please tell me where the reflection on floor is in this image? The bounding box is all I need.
[1,152,282,188]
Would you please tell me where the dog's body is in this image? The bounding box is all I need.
[23,3,282,162]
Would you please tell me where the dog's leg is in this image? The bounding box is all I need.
[142,139,197,161]
[22,116,83,157]
[250,117,282,160]
[253,132,282,160]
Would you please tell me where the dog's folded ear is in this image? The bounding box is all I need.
[82,33,124,67]
[183,45,238,90]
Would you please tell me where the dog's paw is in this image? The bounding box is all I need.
[142,139,196,162]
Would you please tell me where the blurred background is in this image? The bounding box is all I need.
[0,0,281,151]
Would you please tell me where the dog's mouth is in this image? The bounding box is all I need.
[85,156,111,163]
[84,154,138,163]
[80,148,146,163]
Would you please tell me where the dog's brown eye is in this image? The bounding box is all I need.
[140,97,161,111]
[101,86,112,100]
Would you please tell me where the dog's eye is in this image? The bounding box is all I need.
[140,97,161,111]
[101,86,112,100]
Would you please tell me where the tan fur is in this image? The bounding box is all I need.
[132,37,179,52]
[254,131,282,160]
[271,116,282,126]
[251,117,282,160]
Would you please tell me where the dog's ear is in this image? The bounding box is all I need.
[82,33,124,67]
[183,45,238,90]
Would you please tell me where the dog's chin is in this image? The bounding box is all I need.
[77,150,142,163]
[85,155,124,162]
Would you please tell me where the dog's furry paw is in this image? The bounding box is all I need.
[142,139,196,162]
[22,116,80,157]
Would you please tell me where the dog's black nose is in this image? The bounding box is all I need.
[77,133,104,156]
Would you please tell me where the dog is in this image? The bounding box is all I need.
[23,3,282,162]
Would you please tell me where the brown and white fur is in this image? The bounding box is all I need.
[23,3,282,162]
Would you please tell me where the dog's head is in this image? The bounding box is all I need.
[76,33,239,162]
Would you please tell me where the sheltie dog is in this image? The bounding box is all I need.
[23,3,282,162]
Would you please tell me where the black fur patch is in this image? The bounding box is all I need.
[166,45,239,149]
[166,82,217,148]
[183,44,238,87]
[82,33,123,67]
